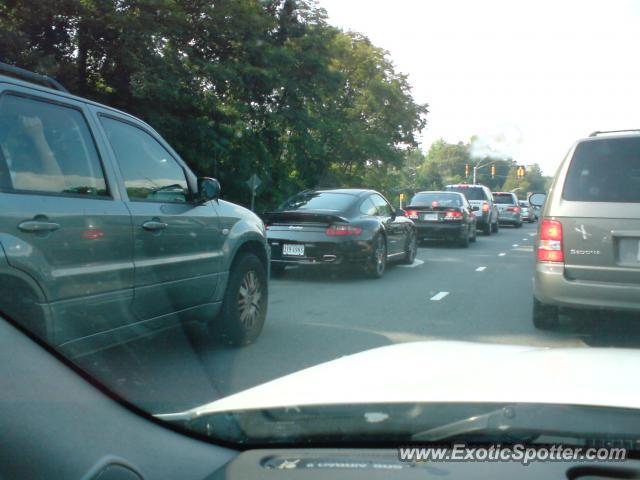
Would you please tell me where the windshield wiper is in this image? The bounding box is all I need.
[412,405,640,445]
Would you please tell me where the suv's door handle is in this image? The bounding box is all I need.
[142,220,168,231]
[18,220,60,233]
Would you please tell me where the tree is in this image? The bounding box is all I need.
[0,0,428,210]
[501,163,548,198]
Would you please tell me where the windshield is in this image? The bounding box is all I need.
[494,193,516,204]
[446,186,486,201]
[279,191,356,212]
[3,0,640,459]
[410,192,462,207]
[563,138,640,203]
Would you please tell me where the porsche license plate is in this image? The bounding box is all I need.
[283,244,305,256]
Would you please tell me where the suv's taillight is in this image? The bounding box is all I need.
[325,225,363,236]
[538,219,564,263]
[482,202,490,213]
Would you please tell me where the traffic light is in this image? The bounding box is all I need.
[465,164,470,177]
[516,166,526,178]
[490,165,496,178]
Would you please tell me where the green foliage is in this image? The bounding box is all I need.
[392,139,552,203]
[0,0,427,210]
[502,163,548,198]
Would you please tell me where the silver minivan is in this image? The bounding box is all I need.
[530,131,640,329]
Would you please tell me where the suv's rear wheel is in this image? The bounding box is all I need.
[532,297,559,330]
[214,253,268,346]
[482,222,492,235]
[491,220,499,233]
[458,227,470,248]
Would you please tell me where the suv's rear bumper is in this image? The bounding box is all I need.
[473,212,490,226]
[534,262,640,312]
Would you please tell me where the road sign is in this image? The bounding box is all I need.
[246,174,262,192]
[246,174,262,211]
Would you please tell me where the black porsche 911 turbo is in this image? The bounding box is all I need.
[263,189,417,278]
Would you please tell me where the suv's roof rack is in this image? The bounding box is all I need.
[0,62,69,93]
[588,129,640,137]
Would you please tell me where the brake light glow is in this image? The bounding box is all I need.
[507,206,521,213]
[482,202,490,213]
[325,225,363,236]
[444,210,463,219]
[538,219,564,263]
[405,210,419,219]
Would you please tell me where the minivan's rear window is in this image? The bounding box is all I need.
[493,193,516,204]
[446,186,485,201]
[563,138,640,203]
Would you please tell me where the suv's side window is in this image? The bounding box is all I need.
[0,94,108,197]
[100,116,189,203]
[370,194,392,216]
[359,197,378,216]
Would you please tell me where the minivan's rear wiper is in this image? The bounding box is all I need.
[412,405,640,444]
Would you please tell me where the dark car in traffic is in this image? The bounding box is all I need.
[264,189,417,278]
[404,191,477,247]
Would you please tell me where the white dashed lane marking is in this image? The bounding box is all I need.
[430,291,450,301]
[512,244,519,247]
[475,266,487,272]
[498,252,506,256]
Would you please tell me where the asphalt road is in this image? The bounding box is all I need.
[76,221,640,413]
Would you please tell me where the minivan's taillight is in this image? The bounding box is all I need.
[325,225,363,236]
[538,219,564,263]
[482,202,490,213]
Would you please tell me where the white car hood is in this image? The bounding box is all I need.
[159,341,640,420]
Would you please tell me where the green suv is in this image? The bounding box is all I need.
[0,64,269,355]
[531,130,640,329]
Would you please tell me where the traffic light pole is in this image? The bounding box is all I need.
[472,159,499,184]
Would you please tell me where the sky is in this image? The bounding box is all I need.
[319,0,640,175]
